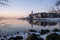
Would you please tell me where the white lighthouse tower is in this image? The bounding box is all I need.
[31,11,33,14]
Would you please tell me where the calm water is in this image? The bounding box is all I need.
[0,19,59,35]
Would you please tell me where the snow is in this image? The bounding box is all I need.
[0,31,60,40]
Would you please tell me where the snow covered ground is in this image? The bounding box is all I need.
[0,29,60,40]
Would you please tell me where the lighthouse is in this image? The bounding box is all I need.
[31,11,33,14]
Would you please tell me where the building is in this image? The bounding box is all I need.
[29,12,59,19]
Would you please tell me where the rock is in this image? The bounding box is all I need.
[28,29,37,32]
[1,39,4,40]
[8,37,15,40]
[46,33,60,40]
[8,36,23,40]
[15,36,23,40]
[40,30,50,35]
[53,29,59,32]
[26,34,44,40]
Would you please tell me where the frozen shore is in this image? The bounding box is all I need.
[0,29,60,40]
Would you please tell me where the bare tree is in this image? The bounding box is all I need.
[55,0,60,13]
[55,0,60,6]
[48,0,60,13]
[0,0,9,7]
[0,0,9,19]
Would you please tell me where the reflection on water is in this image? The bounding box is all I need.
[0,19,59,35]
[29,20,57,26]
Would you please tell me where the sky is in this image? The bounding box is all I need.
[0,0,56,18]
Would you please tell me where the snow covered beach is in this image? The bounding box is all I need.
[0,29,60,40]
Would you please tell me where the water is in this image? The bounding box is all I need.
[0,19,59,35]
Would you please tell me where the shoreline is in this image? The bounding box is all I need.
[0,29,60,40]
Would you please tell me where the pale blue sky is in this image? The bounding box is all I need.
[0,0,56,18]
